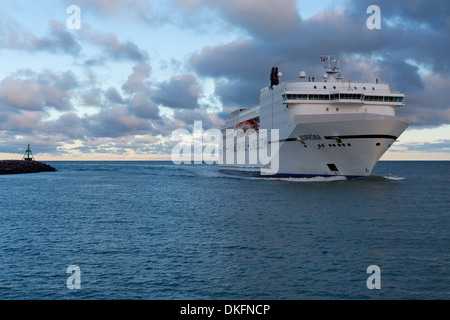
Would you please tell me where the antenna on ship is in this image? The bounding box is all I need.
[23,144,35,161]
[320,54,347,82]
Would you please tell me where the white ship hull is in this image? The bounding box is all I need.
[220,114,408,178]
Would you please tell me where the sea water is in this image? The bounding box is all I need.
[0,161,448,300]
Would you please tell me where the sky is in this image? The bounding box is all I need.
[0,0,449,161]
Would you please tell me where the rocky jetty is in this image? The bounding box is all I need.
[0,160,56,175]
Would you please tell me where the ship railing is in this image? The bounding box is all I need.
[271,78,389,86]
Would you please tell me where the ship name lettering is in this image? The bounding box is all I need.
[299,134,323,141]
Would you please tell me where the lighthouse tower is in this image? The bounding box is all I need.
[23,144,35,161]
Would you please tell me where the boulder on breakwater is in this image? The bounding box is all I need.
[0,160,56,175]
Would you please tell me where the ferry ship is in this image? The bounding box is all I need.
[219,55,408,178]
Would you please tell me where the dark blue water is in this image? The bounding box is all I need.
[0,161,448,300]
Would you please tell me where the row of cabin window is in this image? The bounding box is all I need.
[283,94,403,103]
[314,85,376,90]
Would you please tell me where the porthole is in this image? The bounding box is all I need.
[376,143,381,146]
[347,144,352,147]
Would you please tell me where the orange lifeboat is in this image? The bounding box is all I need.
[236,120,259,131]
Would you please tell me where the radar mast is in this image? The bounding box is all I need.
[321,55,347,82]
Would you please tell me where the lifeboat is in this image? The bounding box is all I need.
[236,120,259,132]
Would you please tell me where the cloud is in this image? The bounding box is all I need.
[2,1,450,159]
[171,0,301,39]
[81,25,149,63]
[83,106,152,138]
[82,88,103,107]
[35,20,82,55]
[188,40,274,107]
[0,14,81,56]
[122,63,152,94]
[0,69,77,112]
[392,139,450,153]
[0,64,161,154]
[184,1,450,127]
[0,12,148,64]
[152,74,203,109]
[105,87,125,104]
[6,111,42,132]
[129,92,160,119]
[47,112,85,139]
[0,131,68,155]
[63,0,152,18]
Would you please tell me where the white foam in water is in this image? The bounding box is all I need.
[383,175,406,181]
[234,175,348,182]
[279,176,348,183]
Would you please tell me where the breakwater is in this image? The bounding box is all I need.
[0,160,56,175]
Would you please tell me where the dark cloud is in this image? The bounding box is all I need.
[185,1,450,127]
[348,0,450,31]
[38,112,86,140]
[214,79,260,108]
[152,74,203,109]
[129,92,160,119]
[83,106,152,138]
[171,0,301,39]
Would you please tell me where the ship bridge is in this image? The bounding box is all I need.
[278,55,405,107]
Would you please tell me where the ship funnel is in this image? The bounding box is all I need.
[270,67,280,88]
